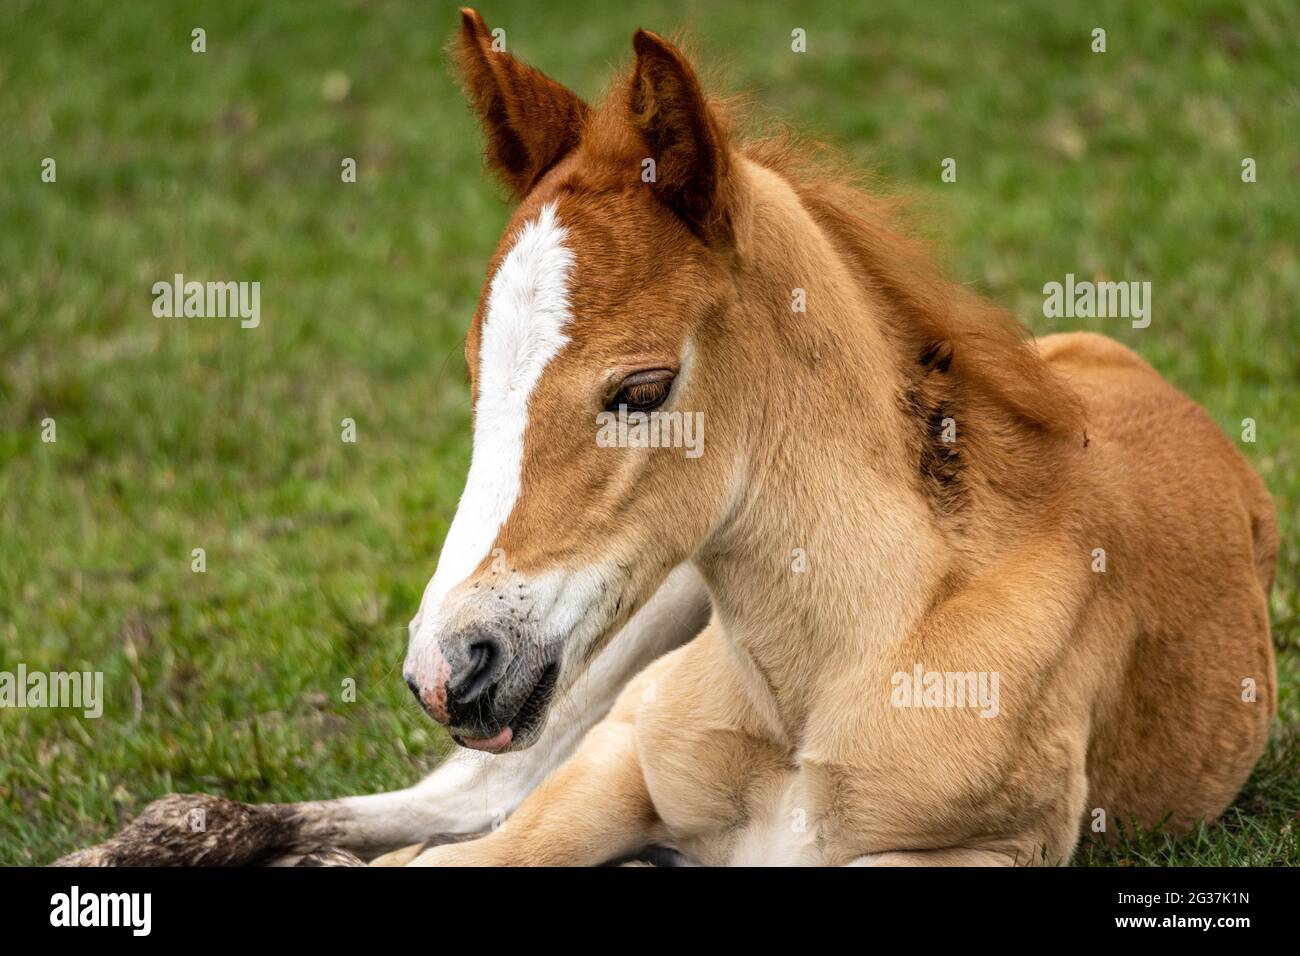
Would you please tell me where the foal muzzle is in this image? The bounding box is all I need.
[404,621,559,753]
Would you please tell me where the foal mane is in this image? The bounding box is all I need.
[513,40,1085,516]
[742,135,1086,512]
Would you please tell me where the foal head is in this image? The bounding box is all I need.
[404,10,1084,751]
[404,11,754,750]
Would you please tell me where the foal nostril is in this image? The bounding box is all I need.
[449,633,505,704]
[404,672,421,702]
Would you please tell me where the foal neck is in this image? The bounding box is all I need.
[693,159,946,735]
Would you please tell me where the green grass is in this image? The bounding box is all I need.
[1,0,1296,866]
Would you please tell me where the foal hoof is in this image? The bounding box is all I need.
[49,793,302,867]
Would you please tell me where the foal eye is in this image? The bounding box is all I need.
[607,370,674,413]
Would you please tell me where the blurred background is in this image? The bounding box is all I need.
[1,0,1296,865]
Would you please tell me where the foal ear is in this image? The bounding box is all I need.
[454,8,589,198]
[628,29,731,242]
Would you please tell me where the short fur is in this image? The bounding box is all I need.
[57,10,1277,870]
[402,11,1278,866]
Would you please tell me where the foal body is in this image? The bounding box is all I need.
[404,217,1276,867]
[393,15,1276,867]
[56,11,1277,869]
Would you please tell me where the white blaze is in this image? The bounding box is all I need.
[420,201,575,619]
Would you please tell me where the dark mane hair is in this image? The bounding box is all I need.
[741,135,1087,513]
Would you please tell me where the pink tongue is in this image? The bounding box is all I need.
[461,727,513,752]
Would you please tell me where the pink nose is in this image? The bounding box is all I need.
[403,644,451,724]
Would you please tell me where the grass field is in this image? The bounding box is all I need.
[1,0,1296,866]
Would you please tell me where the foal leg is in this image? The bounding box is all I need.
[52,565,708,866]
[404,718,656,867]
[358,565,708,849]
[400,641,695,867]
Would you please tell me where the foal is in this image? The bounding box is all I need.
[54,10,1277,869]
[390,12,1278,866]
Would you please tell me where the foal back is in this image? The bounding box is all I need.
[1038,331,1278,833]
